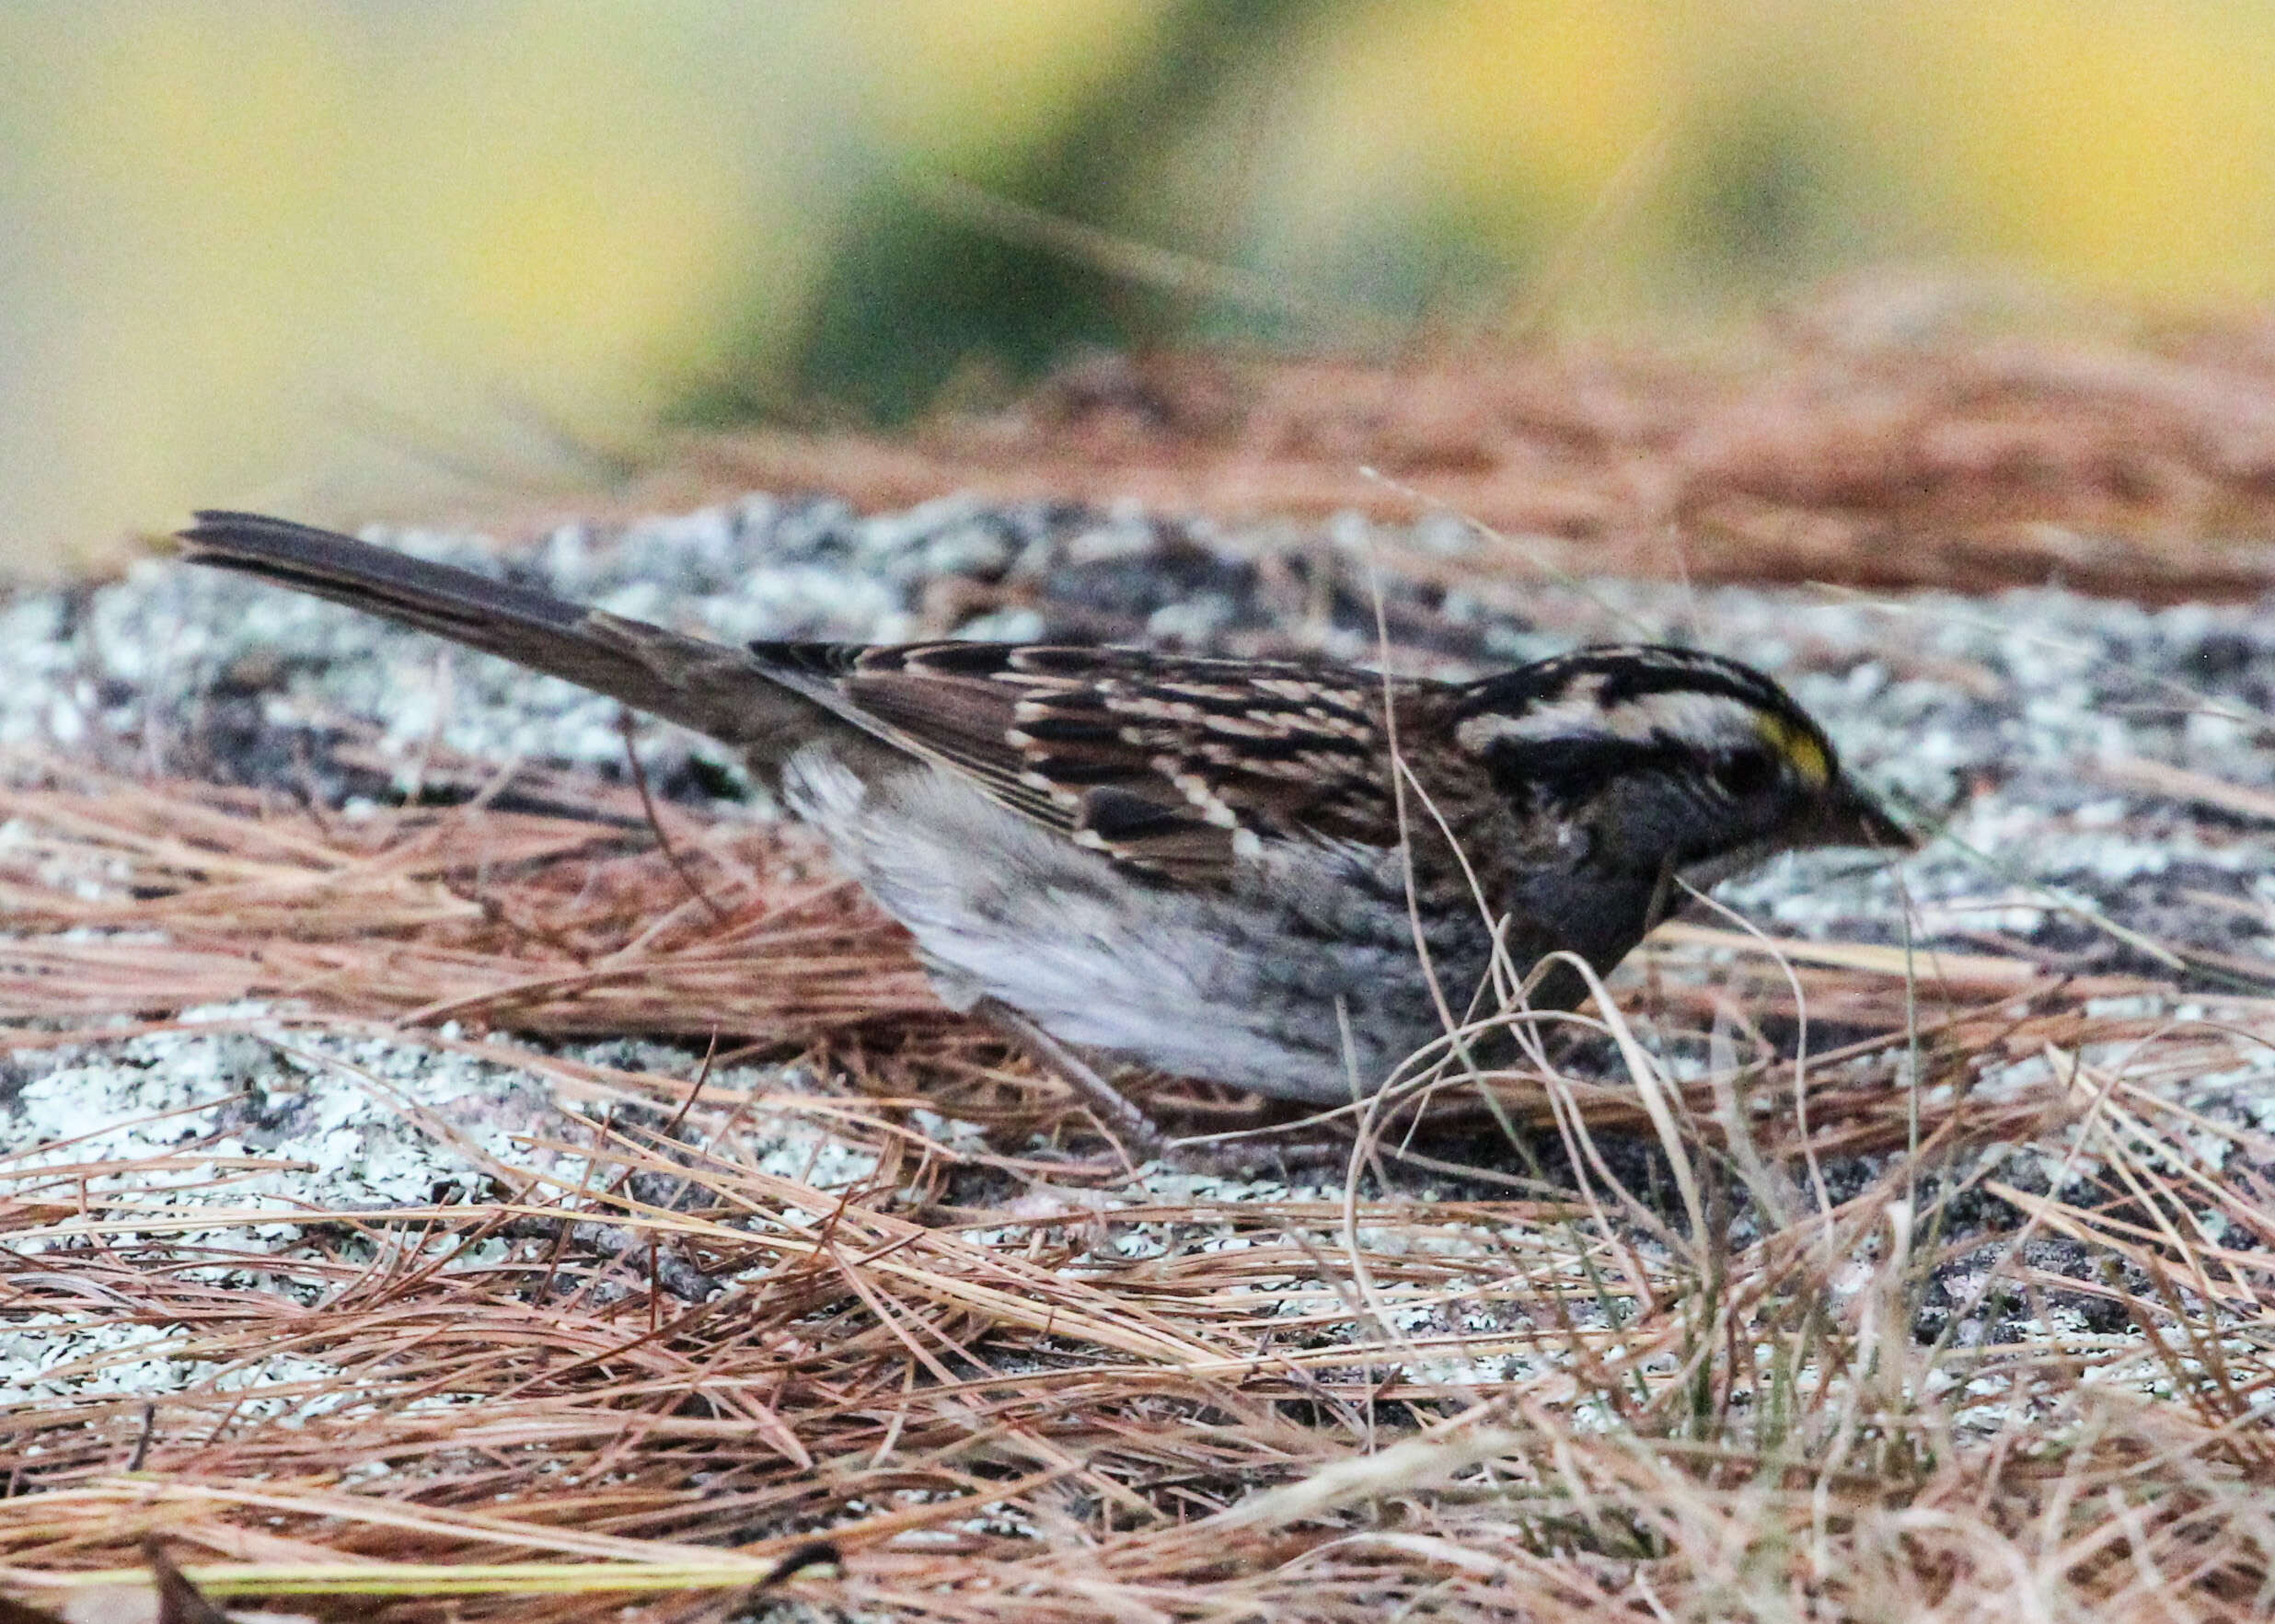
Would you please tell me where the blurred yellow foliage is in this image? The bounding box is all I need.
[851,0,1172,163]
[1888,3,2275,297]
[4,3,822,570]
[3,1,2273,574]
[1314,1,1674,218]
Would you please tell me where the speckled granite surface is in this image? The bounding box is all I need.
[5,491,2275,1404]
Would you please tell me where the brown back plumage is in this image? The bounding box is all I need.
[746,640,1421,882]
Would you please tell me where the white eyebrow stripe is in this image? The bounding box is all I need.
[1457,690,1767,753]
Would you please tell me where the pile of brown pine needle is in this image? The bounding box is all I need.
[5,749,2275,1622]
[671,274,2275,603]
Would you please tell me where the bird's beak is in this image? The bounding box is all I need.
[1799,777,1919,853]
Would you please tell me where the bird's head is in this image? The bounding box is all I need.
[1452,645,1913,890]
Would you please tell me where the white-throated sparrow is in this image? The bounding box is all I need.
[176,512,1911,1146]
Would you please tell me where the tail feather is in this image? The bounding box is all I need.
[174,511,835,749]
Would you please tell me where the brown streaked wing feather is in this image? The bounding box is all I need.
[743,641,1064,828]
[840,668,1069,826]
[748,640,1409,883]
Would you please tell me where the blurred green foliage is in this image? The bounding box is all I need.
[775,0,1335,424]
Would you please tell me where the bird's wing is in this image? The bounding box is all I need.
[751,641,1408,883]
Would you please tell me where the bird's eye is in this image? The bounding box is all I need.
[1711,750,1776,799]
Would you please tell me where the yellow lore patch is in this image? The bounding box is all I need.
[1756,715,1830,786]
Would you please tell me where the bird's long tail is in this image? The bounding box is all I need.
[174,510,837,748]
